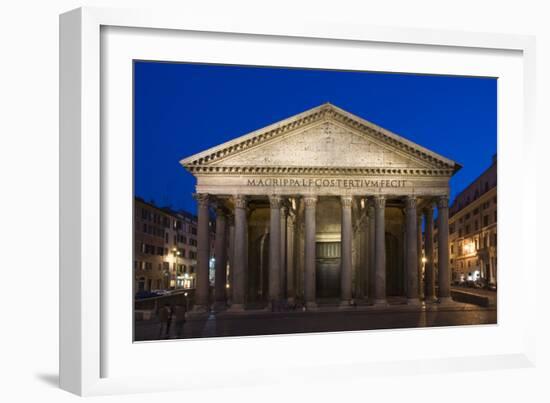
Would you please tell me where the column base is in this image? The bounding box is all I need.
[190,304,209,314]
[339,300,354,309]
[226,303,245,313]
[406,298,421,306]
[212,301,227,312]
[424,296,438,303]
[438,296,454,305]
[305,301,318,311]
[373,298,388,307]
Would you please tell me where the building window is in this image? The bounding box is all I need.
[474,220,479,231]
[465,213,470,220]
[450,245,454,254]
[473,208,479,215]
[458,229,462,237]
[483,215,489,227]
[465,225,470,234]
[191,226,197,235]
[494,211,497,222]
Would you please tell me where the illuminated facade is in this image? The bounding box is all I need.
[443,156,497,286]
[180,103,463,313]
[133,197,215,293]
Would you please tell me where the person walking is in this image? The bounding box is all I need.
[158,304,171,338]
[174,304,187,338]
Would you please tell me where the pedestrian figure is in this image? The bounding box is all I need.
[174,304,187,338]
[158,304,172,338]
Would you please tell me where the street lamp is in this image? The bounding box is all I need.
[172,247,181,289]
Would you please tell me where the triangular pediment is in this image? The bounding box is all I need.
[180,103,461,175]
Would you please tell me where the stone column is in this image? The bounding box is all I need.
[280,203,288,300]
[424,204,436,302]
[367,201,376,303]
[373,196,387,306]
[360,210,369,300]
[268,195,282,309]
[405,196,420,305]
[227,215,235,305]
[417,213,424,299]
[228,195,247,312]
[213,205,228,310]
[304,196,318,310]
[193,193,210,313]
[340,195,353,307]
[286,214,296,304]
[437,196,452,303]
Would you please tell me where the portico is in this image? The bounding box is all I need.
[180,103,461,312]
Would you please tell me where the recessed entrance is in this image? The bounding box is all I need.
[316,241,341,298]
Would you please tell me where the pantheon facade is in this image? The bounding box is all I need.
[180,103,461,313]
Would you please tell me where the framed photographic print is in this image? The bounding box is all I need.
[60,6,537,396]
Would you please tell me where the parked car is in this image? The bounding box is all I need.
[150,289,170,296]
[135,290,161,299]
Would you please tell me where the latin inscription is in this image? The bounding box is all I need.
[247,178,406,188]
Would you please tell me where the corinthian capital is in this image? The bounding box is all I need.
[303,196,317,209]
[437,196,449,209]
[193,193,209,207]
[341,195,353,209]
[233,194,248,209]
[373,196,386,209]
[269,195,283,209]
[405,196,417,210]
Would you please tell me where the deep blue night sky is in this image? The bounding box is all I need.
[134,61,496,214]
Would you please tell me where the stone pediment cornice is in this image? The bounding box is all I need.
[180,103,461,173]
[185,165,455,176]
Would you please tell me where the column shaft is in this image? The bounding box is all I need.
[405,196,420,304]
[417,213,424,299]
[367,203,376,302]
[340,196,353,306]
[304,196,317,309]
[227,217,235,305]
[374,196,387,305]
[214,207,227,309]
[437,196,452,303]
[280,205,288,300]
[424,205,436,301]
[286,216,295,303]
[229,195,247,311]
[194,193,210,312]
[361,211,369,299]
[269,195,282,306]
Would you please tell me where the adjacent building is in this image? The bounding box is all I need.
[134,197,215,293]
[447,155,497,286]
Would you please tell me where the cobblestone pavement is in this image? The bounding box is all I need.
[135,302,497,342]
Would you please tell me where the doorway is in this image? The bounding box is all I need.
[316,241,341,298]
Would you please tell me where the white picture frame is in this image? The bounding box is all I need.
[60,6,537,396]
